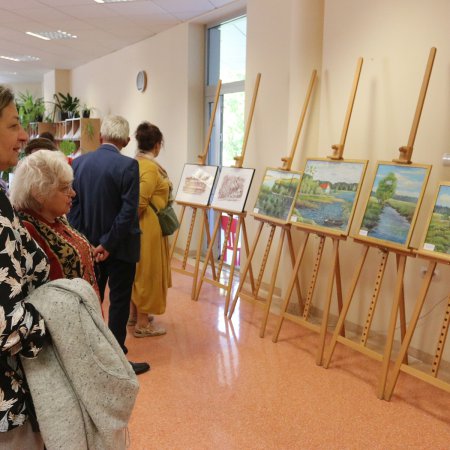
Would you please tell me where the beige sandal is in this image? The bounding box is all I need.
[128,314,154,327]
[133,324,166,338]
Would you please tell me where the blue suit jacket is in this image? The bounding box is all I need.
[68,144,140,263]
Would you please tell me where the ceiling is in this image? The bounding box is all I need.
[0,0,237,84]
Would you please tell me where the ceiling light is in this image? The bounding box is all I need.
[26,30,77,40]
[0,55,40,62]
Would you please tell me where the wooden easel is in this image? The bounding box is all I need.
[272,58,365,366]
[227,70,318,339]
[384,181,450,399]
[170,81,222,299]
[323,48,437,399]
[194,73,261,314]
[384,252,450,398]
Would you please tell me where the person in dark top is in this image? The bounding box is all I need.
[0,85,48,448]
[68,115,149,375]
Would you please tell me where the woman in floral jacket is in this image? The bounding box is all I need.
[0,86,49,449]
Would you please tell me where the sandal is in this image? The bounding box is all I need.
[133,324,166,338]
[127,314,154,327]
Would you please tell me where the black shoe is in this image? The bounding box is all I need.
[129,361,150,375]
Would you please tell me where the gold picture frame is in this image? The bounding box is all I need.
[288,157,368,237]
[417,181,450,262]
[354,161,431,251]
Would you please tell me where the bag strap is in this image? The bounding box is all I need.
[149,203,158,214]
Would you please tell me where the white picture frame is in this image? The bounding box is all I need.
[210,166,255,213]
[175,163,219,206]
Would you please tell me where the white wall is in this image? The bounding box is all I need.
[70,22,204,190]
[313,0,450,358]
[68,0,449,361]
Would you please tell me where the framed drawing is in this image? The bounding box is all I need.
[289,158,367,236]
[253,168,302,224]
[175,163,218,206]
[418,182,450,261]
[210,166,255,213]
[355,162,431,250]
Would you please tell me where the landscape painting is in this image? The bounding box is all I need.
[289,159,367,235]
[210,167,255,213]
[175,163,218,206]
[420,182,450,259]
[358,162,430,248]
[253,168,302,223]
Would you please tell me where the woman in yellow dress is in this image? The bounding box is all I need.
[130,122,171,337]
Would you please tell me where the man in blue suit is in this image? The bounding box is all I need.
[68,115,149,375]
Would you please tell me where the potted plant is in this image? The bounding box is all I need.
[81,104,92,118]
[53,92,80,120]
[15,91,46,128]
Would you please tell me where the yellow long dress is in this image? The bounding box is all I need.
[132,157,172,314]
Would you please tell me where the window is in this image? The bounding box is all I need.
[205,15,247,266]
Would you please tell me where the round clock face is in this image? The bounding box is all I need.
[136,70,147,92]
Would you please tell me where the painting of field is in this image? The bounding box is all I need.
[422,184,450,255]
[253,169,301,222]
[359,163,429,246]
[289,159,366,235]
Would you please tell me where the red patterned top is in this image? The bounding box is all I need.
[19,210,100,299]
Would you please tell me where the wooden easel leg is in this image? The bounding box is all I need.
[228,221,264,319]
[272,236,308,343]
[431,294,450,378]
[194,213,221,301]
[316,239,339,366]
[396,253,408,365]
[183,207,197,270]
[224,216,243,316]
[169,205,186,262]
[217,214,233,280]
[191,210,206,300]
[254,225,275,300]
[384,261,436,400]
[323,245,369,369]
[334,246,345,337]
[302,236,326,320]
[377,254,407,399]
[287,229,306,309]
[204,209,217,281]
[241,217,256,293]
[260,228,286,338]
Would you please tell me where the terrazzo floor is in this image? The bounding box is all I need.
[120,270,450,450]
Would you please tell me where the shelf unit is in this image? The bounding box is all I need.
[55,118,101,153]
[28,122,57,140]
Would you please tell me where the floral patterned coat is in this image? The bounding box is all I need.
[0,189,49,432]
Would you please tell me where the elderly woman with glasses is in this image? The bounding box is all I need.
[10,150,99,298]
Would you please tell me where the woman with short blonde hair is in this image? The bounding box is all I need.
[10,150,99,296]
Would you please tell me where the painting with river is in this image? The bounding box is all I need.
[420,183,450,259]
[358,162,430,248]
[289,159,367,235]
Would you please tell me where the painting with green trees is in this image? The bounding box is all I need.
[358,163,430,247]
[289,159,366,235]
[421,183,450,257]
[253,169,301,222]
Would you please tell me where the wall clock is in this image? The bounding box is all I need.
[136,70,147,92]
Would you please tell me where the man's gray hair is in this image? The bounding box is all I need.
[0,85,14,118]
[100,115,130,142]
[10,150,73,211]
